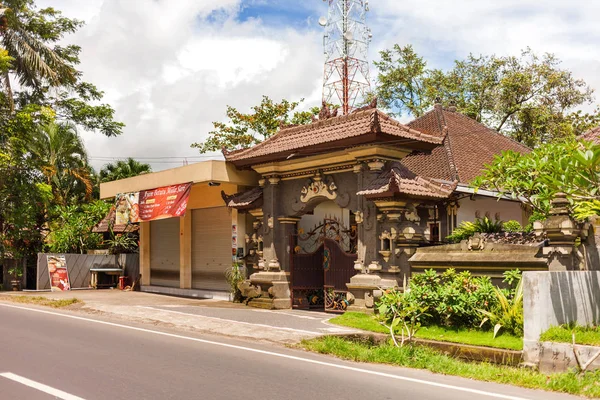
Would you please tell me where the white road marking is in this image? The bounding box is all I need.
[0,303,531,400]
[136,306,321,335]
[249,309,323,320]
[0,372,85,400]
[318,327,356,333]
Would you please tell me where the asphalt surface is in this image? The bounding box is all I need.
[149,304,353,333]
[0,302,584,400]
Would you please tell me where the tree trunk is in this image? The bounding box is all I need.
[3,71,14,113]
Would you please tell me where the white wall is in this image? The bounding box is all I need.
[457,196,526,226]
[298,201,350,234]
[523,271,600,343]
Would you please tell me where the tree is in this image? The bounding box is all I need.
[372,46,596,146]
[29,121,92,205]
[472,138,600,219]
[191,96,317,153]
[46,200,110,254]
[99,158,152,183]
[0,104,54,261]
[0,0,123,136]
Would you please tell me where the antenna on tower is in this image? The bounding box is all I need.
[319,0,372,115]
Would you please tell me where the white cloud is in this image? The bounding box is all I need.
[34,0,600,171]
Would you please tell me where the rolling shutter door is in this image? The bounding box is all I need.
[192,207,231,291]
[150,217,180,288]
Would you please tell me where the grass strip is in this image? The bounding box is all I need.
[4,295,81,308]
[329,312,523,350]
[301,336,600,398]
[541,325,600,347]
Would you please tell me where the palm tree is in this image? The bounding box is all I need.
[29,121,92,204]
[100,158,152,183]
[0,2,78,112]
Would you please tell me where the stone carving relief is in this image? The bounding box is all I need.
[467,233,486,251]
[291,172,350,214]
[405,205,420,222]
[300,172,338,203]
[363,202,376,231]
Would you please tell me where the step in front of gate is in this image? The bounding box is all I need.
[247,297,276,310]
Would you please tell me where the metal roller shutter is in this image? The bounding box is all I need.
[150,218,180,287]
[192,207,231,291]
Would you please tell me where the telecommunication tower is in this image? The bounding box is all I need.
[319,0,372,115]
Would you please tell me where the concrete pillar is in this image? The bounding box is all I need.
[140,221,151,286]
[180,213,192,289]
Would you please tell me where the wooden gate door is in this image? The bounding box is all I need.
[290,243,325,309]
[290,217,357,311]
[323,238,357,313]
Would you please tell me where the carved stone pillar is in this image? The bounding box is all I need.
[261,176,281,265]
[356,160,382,265]
[277,217,301,271]
[535,193,584,271]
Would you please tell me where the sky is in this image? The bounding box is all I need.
[36,0,600,171]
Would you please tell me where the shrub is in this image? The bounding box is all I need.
[225,262,246,302]
[479,278,524,337]
[446,217,503,243]
[381,269,498,329]
[503,220,522,233]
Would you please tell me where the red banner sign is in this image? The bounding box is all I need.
[138,183,192,221]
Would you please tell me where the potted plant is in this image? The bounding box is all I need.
[8,265,23,291]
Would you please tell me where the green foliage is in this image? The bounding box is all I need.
[46,200,110,254]
[330,312,523,350]
[479,277,524,338]
[224,262,246,302]
[445,221,477,242]
[104,232,138,255]
[502,220,523,233]
[7,295,80,308]
[473,138,600,219]
[0,0,123,136]
[376,286,429,346]
[540,324,600,347]
[446,217,503,243]
[29,121,93,205]
[377,269,501,332]
[7,264,23,278]
[372,46,594,146]
[99,158,152,183]
[191,96,316,153]
[301,336,600,398]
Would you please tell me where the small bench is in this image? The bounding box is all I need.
[90,268,124,289]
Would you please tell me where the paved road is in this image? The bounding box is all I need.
[148,304,354,334]
[0,303,582,400]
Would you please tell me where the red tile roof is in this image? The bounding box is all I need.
[221,187,263,210]
[357,162,456,199]
[581,126,600,145]
[402,105,530,183]
[224,108,443,166]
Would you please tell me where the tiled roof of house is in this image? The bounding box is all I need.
[402,105,530,184]
[224,107,443,166]
[581,126,600,145]
[221,187,263,210]
[92,207,139,233]
[357,162,457,199]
